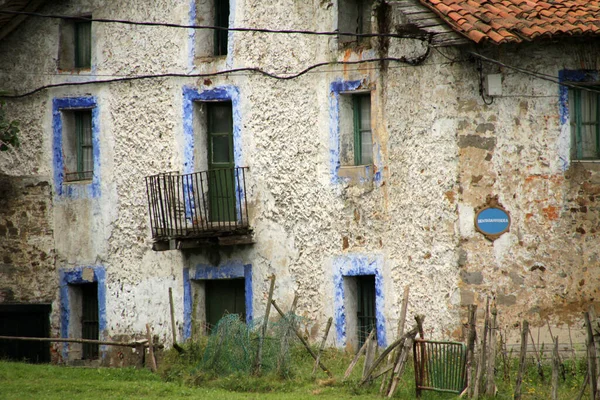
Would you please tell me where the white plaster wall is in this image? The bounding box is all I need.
[1,0,598,354]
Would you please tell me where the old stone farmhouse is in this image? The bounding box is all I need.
[1,0,600,364]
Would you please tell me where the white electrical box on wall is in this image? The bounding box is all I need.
[485,74,502,96]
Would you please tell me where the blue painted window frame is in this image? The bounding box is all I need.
[187,0,235,67]
[329,80,382,185]
[52,96,101,199]
[59,266,107,361]
[182,86,245,222]
[559,70,600,164]
[182,261,252,340]
[333,255,386,347]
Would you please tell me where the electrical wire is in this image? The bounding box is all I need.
[470,51,600,95]
[0,56,430,99]
[476,57,494,105]
[0,10,429,40]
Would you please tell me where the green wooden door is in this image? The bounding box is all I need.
[207,103,235,222]
[357,275,376,348]
[81,283,99,359]
[205,279,246,332]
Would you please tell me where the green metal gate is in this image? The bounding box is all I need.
[413,339,467,397]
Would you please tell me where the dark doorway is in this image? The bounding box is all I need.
[80,283,99,359]
[205,278,245,331]
[0,304,51,363]
[357,275,376,348]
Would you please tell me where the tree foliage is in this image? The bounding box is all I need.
[0,99,20,151]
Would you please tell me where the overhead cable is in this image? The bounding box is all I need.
[0,56,429,99]
[470,52,600,95]
[0,10,429,40]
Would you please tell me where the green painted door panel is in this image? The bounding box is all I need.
[207,103,236,222]
[205,279,246,331]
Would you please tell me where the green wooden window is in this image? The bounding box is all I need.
[569,87,600,160]
[353,94,373,165]
[74,20,91,69]
[75,110,93,180]
[214,0,229,56]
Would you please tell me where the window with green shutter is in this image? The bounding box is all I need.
[353,94,373,165]
[63,110,94,182]
[214,0,229,56]
[58,16,92,70]
[339,92,374,167]
[338,0,374,45]
[74,20,92,69]
[569,87,600,160]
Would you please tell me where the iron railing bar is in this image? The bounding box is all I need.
[168,175,176,237]
[199,171,208,231]
[185,174,196,234]
[200,172,206,231]
[184,174,192,234]
[150,178,158,238]
[177,174,183,237]
[144,177,154,238]
[225,168,233,229]
[235,168,241,226]
[151,177,160,238]
[188,173,199,234]
[178,174,184,236]
[210,169,218,228]
[172,174,179,236]
[216,168,225,228]
[146,167,249,243]
[414,339,466,346]
[242,167,248,226]
[156,175,168,240]
[164,175,173,237]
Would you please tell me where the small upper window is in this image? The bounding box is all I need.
[340,93,373,166]
[569,87,600,160]
[62,109,94,182]
[195,0,229,58]
[58,16,92,70]
[338,0,373,45]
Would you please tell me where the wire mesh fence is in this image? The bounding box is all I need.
[198,312,303,377]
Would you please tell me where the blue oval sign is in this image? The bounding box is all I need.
[475,207,510,237]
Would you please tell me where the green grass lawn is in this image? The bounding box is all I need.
[0,344,588,400]
[0,356,444,400]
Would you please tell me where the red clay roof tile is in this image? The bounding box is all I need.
[418,0,600,44]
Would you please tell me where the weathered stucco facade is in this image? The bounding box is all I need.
[0,0,597,363]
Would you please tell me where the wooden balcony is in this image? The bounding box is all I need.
[145,167,252,251]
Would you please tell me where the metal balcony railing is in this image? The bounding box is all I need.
[145,167,249,242]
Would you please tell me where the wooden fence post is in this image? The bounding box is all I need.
[514,320,529,400]
[253,274,275,375]
[552,336,559,400]
[474,298,490,400]
[486,302,497,396]
[312,317,333,376]
[145,324,157,373]
[585,311,598,400]
[466,304,477,398]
